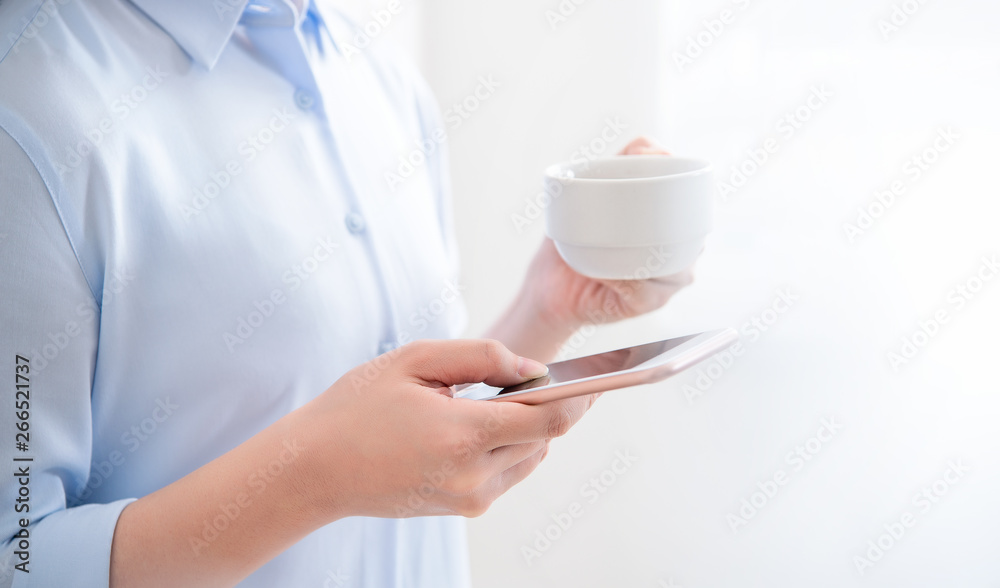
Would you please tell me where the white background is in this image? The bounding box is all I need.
[342,0,1000,585]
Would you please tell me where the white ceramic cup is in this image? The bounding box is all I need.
[543,155,713,280]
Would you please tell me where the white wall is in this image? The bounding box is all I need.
[370,0,1000,585]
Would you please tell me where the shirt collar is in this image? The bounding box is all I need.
[128,0,315,70]
[128,0,249,69]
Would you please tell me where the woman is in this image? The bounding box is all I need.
[0,1,691,586]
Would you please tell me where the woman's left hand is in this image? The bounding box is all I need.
[486,137,699,362]
[524,137,696,327]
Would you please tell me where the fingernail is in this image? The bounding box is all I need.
[517,357,549,379]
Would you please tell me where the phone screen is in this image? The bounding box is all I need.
[495,333,700,395]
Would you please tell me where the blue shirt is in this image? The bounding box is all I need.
[0,1,470,586]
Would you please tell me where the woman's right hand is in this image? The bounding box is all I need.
[293,338,600,521]
[111,338,595,588]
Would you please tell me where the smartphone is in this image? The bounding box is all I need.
[455,328,739,405]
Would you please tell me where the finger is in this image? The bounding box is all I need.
[401,338,549,388]
[495,442,550,493]
[449,442,550,518]
[643,269,696,298]
[485,440,547,473]
[607,267,694,303]
[658,269,695,289]
[620,136,670,156]
[478,393,600,448]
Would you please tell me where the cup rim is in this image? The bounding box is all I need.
[544,154,713,184]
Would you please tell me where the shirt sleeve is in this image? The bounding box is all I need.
[0,127,136,587]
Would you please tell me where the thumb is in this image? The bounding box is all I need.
[401,339,549,388]
[620,136,670,156]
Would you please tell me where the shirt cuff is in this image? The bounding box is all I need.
[9,498,136,588]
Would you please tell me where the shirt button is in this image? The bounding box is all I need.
[293,88,315,111]
[345,212,366,235]
[378,341,396,355]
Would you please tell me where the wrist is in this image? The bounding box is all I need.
[271,407,351,526]
[519,283,581,339]
[487,284,580,362]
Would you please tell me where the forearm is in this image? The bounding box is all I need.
[109,411,332,588]
[484,288,579,364]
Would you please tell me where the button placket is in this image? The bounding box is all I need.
[293,87,315,110]
[344,211,366,235]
